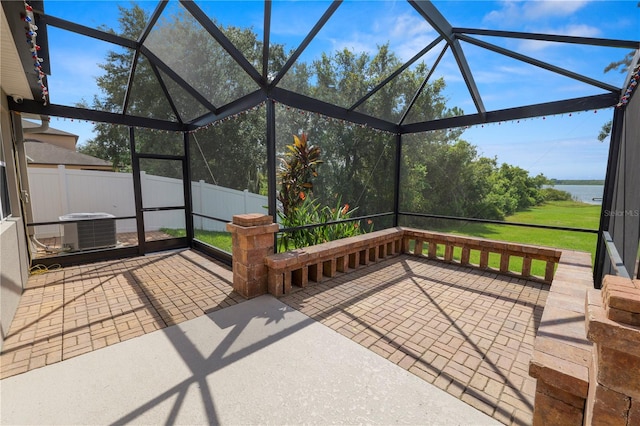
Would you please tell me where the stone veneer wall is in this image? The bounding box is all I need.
[226,213,279,299]
[585,275,640,425]
[529,250,593,425]
[529,260,640,425]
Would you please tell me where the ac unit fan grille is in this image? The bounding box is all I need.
[76,220,116,250]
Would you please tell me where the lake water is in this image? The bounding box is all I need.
[549,184,604,205]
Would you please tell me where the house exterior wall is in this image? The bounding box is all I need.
[24,130,77,151]
[0,219,28,350]
[607,86,640,279]
[27,163,112,171]
[0,89,30,351]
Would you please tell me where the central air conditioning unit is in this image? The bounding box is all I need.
[60,213,117,251]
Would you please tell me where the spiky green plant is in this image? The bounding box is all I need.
[276,134,372,251]
[277,133,322,217]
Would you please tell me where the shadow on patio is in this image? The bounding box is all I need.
[280,255,548,425]
[0,249,242,378]
[0,250,547,425]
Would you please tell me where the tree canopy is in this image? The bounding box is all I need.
[597,50,635,143]
[79,4,555,228]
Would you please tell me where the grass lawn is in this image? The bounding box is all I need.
[420,201,600,275]
[161,201,600,277]
[161,228,233,253]
[427,201,600,254]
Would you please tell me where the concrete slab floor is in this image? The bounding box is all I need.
[281,256,548,426]
[0,295,499,425]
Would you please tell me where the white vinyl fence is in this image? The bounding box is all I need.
[28,165,268,237]
[191,180,268,231]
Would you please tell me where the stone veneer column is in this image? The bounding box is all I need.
[585,274,640,425]
[226,214,279,299]
[528,250,593,426]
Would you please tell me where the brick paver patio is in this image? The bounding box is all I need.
[0,249,242,379]
[2,250,547,425]
[281,255,548,426]
[33,231,172,259]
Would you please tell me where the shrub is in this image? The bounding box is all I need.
[277,134,371,251]
[541,187,573,202]
[277,133,322,217]
[277,194,369,251]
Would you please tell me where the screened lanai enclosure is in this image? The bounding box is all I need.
[4,0,639,286]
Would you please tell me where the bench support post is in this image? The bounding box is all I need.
[226,214,279,299]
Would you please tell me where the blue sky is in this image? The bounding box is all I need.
[39,0,639,180]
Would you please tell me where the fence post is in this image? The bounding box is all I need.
[139,170,147,196]
[243,189,249,213]
[195,180,204,231]
[57,164,70,214]
[226,213,279,299]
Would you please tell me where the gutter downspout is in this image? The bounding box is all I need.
[11,114,48,239]
[22,115,50,133]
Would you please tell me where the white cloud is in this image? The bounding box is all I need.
[521,0,590,20]
[390,13,434,39]
[513,23,601,53]
[483,1,521,24]
[561,23,602,38]
[390,13,437,61]
[468,63,537,85]
[481,1,603,54]
[327,11,437,63]
[484,0,591,25]
[517,38,554,52]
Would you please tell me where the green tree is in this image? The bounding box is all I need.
[400,133,551,221]
[77,5,147,171]
[494,164,546,212]
[598,50,634,142]
[80,5,553,229]
[277,44,464,219]
[189,107,267,192]
[78,124,131,172]
[79,5,283,190]
[604,51,635,74]
[401,136,499,219]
